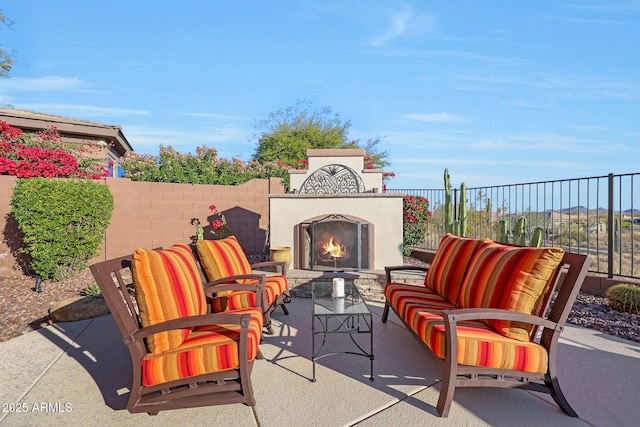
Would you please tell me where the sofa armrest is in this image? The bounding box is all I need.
[205,273,266,286]
[203,275,266,309]
[385,265,429,283]
[128,312,252,343]
[441,307,562,332]
[251,260,287,275]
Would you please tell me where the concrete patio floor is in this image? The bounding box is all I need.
[1,297,639,427]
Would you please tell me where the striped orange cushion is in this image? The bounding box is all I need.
[407,308,549,374]
[131,243,208,354]
[458,241,564,341]
[196,236,253,283]
[424,234,487,304]
[141,308,263,386]
[197,237,289,313]
[385,283,456,319]
[211,275,288,312]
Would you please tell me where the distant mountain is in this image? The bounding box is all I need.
[542,206,637,214]
[560,206,589,214]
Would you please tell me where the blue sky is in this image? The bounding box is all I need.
[1,1,639,189]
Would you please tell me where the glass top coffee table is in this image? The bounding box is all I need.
[311,281,374,382]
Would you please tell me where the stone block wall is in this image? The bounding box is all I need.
[0,175,285,277]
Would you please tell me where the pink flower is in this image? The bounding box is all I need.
[212,219,224,230]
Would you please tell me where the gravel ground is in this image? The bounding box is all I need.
[568,292,640,343]
[0,268,94,342]
[1,261,639,344]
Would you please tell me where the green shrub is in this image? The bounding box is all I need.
[11,178,114,280]
[82,282,102,297]
[606,283,640,315]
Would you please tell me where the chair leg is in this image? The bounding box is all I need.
[436,374,455,417]
[548,372,578,416]
[280,301,289,315]
[381,302,390,323]
[436,332,457,418]
[263,307,274,334]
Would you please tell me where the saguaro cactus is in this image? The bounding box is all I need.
[496,219,509,243]
[443,169,467,237]
[530,226,544,247]
[513,217,527,246]
[458,182,467,237]
[496,216,544,247]
[444,169,454,234]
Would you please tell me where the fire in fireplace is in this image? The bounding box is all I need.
[295,214,372,271]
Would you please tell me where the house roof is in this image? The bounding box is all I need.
[0,108,133,156]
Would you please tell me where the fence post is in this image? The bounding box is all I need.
[608,173,614,279]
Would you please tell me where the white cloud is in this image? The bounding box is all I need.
[369,6,435,47]
[182,112,247,122]
[0,76,90,92]
[19,103,150,118]
[467,134,628,154]
[124,124,254,158]
[402,113,469,123]
[370,7,413,47]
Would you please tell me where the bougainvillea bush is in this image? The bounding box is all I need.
[403,195,431,256]
[0,121,109,179]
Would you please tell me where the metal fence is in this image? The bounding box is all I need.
[388,172,640,280]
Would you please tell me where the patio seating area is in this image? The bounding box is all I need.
[1,295,639,426]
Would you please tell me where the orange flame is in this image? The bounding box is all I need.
[322,237,347,258]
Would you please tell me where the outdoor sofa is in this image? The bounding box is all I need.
[383,234,592,417]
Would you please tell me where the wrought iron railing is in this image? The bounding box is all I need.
[388,172,640,279]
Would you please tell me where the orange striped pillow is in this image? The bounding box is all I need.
[131,243,208,354]
[457,242,564,341]
[425,234,487,303]
[196,236,253,283]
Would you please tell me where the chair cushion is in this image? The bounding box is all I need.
[131,243,208,354]
[196,236,253,283]
[406,308,549,374]
[197,236,289,313]
[211,275,288,312]
[140,308,263,386]
[457,241,565,341]
[385,283,456,319]
[424,234,487,304]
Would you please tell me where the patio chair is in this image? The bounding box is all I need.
[89,243,264,415]
[195,236,291,335]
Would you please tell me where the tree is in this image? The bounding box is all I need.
[252,100,390,172]
[252,100,352,167]
[0,12,14,78]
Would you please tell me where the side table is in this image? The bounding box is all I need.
[311,281,374,382]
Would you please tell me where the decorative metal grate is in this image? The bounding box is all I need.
[299,164,365,194]
[296,214,371,271]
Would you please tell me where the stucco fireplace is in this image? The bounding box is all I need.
[269,149,403,271]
